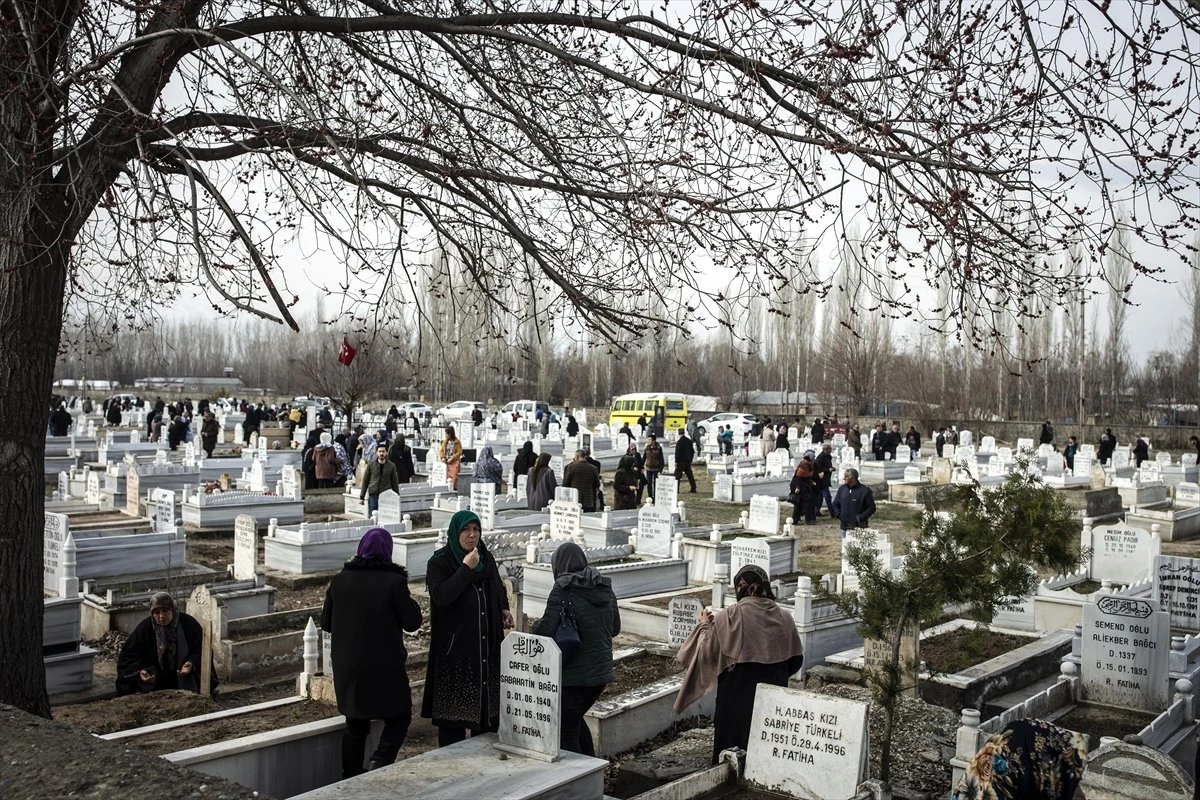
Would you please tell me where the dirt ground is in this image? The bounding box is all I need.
[605,653,683,697]
[920,625,1033,674]
[118,698,340,756]
[1054,703,1159,749]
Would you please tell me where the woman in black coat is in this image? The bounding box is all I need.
[116,592,207,696]
[512,441,536,479]
[423,510,513,746]
[321,528,423,777]
[532,542,621,756]
[388,434,417,484]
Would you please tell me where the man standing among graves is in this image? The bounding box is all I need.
[674,429,697,493]
[870,422,886,460]
[200,412,219,458]
[583,448,605,509]
[887,421,903,461]
[359,443,400,515]
[470,404,484,428]
[832,468,876,538]
[810,416,825,445]
[1039,420,1055,446]
[643,432,665,501]
[322,528,423,777]
[47,403,71,436]
[563,449,601,512]
[814,443,835,516]
[847,423,862,458]
[116,592,213,696]
[935,427,947,457]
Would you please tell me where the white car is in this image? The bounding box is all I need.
[397,402,434,418]
[695,412,758,440]
[436,400,487,421]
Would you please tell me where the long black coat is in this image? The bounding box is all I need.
[321,560,422,719]
[422,547,510,729]
[115,612,207,696]
[532,578,621,687]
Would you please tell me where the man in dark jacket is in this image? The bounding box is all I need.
[870,423,886,461]
[814,444,835,516]
[674,431,697,493]
[810,418,825,445]
[642,433,665,500]
[360,443,400,514]
[563,449,601,512]
[48,404,72,436]
[935,428,947,458]
[322,528,423,777]
[388,434,416,484]
[831,468,876,537]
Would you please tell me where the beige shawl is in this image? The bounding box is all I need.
[673,596,804,713]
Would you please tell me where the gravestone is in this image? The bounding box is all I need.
[233,514,258,580]
[1154,554,1200,630]
[430,461,448,487]
[747,495,780,536]
[744,685,869,799]
[1177,482,1200,506]
[150,488,176,532]
[637,504,674,558]
[497,632,561,762]
[1091,524,1155,584]
[729,538,772,584]
[248,459,266,492]
[550,456,564,482]
[43,512,69,592]
[470,482,497,530]
[714,474,733,503]
[668,597,703,647]
[281,465,301,500]
[902,466,922,483]
[549,499,582,539]
[1081,596,1170,710]
[654,473,678,511]
[125,469,141,515]
[554,486,580,505]
[57,471,70,499]
[1074,453,1094,476]
[765,450,787,477]
[515,474,527,502]
[862,623,920,697]
[1079,740,1195,799]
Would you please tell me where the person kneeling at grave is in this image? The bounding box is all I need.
[321,528,423,777]
[115,592,215,696]
[531,542,621,756]
[673,565,804,764]
[951,718,1086,800]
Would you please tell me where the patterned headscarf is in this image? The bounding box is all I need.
[951,719,1086,800]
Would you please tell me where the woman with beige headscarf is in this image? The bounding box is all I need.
[674,565,804,764]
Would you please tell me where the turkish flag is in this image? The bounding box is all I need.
[337,338,357,366]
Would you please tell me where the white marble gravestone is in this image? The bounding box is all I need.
[744,685,869,799]
[1081,595,1170,710]
[430,461,448,487]
[233,514,258,580]
[248,459,266,492]
[497,632,561,762]
[150,488,176,533]
[471,482,497,530]
[637,504,674,558]
[43,512,69,592]
[714,474,733,502]
[1177,482,1200,506]
[280,465,301,500]
[550,455,564,482]
[668,597,704,647]
[746,495,780,536]
[654,474,678,511]
[1154,555,1200,631]
[1090,524,1156,585]
[554,486,579,505]
[515,474,527,502]
[729,538,772,584]
[549,499,582,539]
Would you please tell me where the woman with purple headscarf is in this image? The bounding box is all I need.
[321,527,422,778]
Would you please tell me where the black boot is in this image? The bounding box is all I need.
[341,731,367,779]
[368,736,406,770]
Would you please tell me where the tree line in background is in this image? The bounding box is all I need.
[55,237,1200,432]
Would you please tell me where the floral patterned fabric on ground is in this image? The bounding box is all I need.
[951,718,1086,800]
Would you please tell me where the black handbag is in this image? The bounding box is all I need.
[554,589,581,664]
[786,492,799,504]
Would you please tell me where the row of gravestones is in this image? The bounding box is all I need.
[498,631,872,798]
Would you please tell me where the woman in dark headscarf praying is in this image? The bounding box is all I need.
[115,591,206,695]
[674,564,804,763]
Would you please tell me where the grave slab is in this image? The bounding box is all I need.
[1081,596,1170,710]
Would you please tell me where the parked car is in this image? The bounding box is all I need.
[436,400,488,421]
[397,401,434,418]
[499,399,550,425]
[695,412,759,440]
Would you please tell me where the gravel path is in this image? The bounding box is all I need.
[0,704,265,800]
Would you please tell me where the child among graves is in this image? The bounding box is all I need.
[115,592,214,696]
[673,565,804,764]
[423,510,514,746]
[950,718,1085,800]
[531,542,621,756]
[321,528,423,777]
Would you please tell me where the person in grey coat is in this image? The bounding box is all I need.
[532,542,621,755]
[526,452,557,510]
